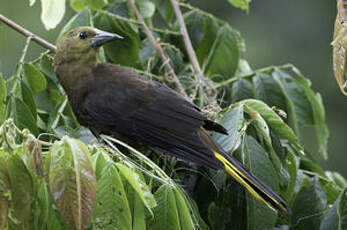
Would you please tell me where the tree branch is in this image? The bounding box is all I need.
[169,0,218,108]
[126,0,187,97]
[0,14,56,53]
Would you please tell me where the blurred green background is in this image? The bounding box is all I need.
[0,0,346,175]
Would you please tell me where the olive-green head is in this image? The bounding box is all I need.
[54,26,123,68]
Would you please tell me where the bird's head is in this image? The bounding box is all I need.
[54,26,123,68]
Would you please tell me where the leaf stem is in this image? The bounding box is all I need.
[126,0,187,97]
[0,13,56,52]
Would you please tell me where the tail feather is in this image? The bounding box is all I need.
[214,151,290,213]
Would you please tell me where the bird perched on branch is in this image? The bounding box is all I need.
[54,26,289,213]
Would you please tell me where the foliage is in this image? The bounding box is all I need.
[0,0,345,229]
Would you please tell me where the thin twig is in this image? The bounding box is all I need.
[126,0,187,97]
[10,36,32,96]
[169,0,218,107]
[0,13,56,52]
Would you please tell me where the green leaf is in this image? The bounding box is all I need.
[0,74,6,123]
[155,0,174,25]
[40,0,66,30]
[247,108,282,172]
[253,73,287,112]
[115,163,156,215]
[291,67,329,159]
[320,188,347,230]
[47,137,96,230]
[205,25,240,81]
[235,59,252,76]
[240,99,298,143]
[13,97,39,135]
[57,9,91,42]
[283,151,299,201]
[93,11,142,68]
[126,184,146,230]
[137,0,156,18]
[326,171,347,189]
[23,63,47,92]
[21,81,37,122]
[70,0,86,12]
[7,153,34,230]
[228,0,252,11]
[92,164,132,230]
[0,153,10,229]
[231,78,254,103]
[214,104,246,153]
[181,10,220,66]
[242,136,278,230]
[147,185,180,230]
[291,175,327,229]
[86,0,108,10]
[173,189,195,230]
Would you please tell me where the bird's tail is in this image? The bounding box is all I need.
[214,150,290,213]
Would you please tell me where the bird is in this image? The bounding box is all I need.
[54,26,289,213]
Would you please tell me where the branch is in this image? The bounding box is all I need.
[169,0,218,107]
[0,14,56,53]
[126,0,187,97]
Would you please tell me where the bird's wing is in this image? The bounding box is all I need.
[82,71,223,169]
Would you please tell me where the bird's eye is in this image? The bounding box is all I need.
[79,32,88,40]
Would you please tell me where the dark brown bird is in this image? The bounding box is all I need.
[54,26,289,213]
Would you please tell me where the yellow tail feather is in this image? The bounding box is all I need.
[214,151,288,213]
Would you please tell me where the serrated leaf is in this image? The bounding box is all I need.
[48,137,96,230]
[23,63,47,92]
[40,0,66,30]
[240,99,297,143]
[116,163,156,215]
